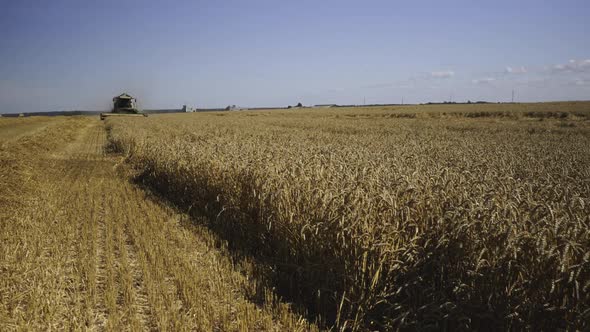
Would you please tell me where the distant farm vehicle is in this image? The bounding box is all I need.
[100,93,148,120]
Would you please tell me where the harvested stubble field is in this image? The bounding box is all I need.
[1,102,590,331]
[0,117,315,331]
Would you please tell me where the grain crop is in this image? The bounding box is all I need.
[0,117,315,331]
[107,102,590,330]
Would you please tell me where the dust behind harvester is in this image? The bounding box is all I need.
[100,93,148,120]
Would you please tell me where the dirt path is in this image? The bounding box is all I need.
[0,118,315,331]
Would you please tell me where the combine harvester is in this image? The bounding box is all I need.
[100,93,148,120]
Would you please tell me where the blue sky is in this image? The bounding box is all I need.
[1,0,589,112]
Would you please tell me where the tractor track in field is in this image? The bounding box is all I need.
[53,121,171,331]
[0,117,315,331]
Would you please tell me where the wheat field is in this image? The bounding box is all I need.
[0,117,315,331]
[1,102,590,331]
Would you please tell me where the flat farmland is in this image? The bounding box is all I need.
[0,117,67,142]
[1,102,590,331]
[0,117,314,331]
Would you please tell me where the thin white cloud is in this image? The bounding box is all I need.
[552,59,590,73]
[505,66,527,74]
[362,80,414,89]
[472,77,496,85]
[362,82,392,89]
[573,78,590,86]
[515,77,551,88]
[430,70,455,79]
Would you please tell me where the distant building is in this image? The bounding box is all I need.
[182,105,195,112]
[314,104,337,108]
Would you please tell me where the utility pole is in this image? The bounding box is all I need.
[363,96,366,105]
[512,89,515,103]
[401,96,404,105]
